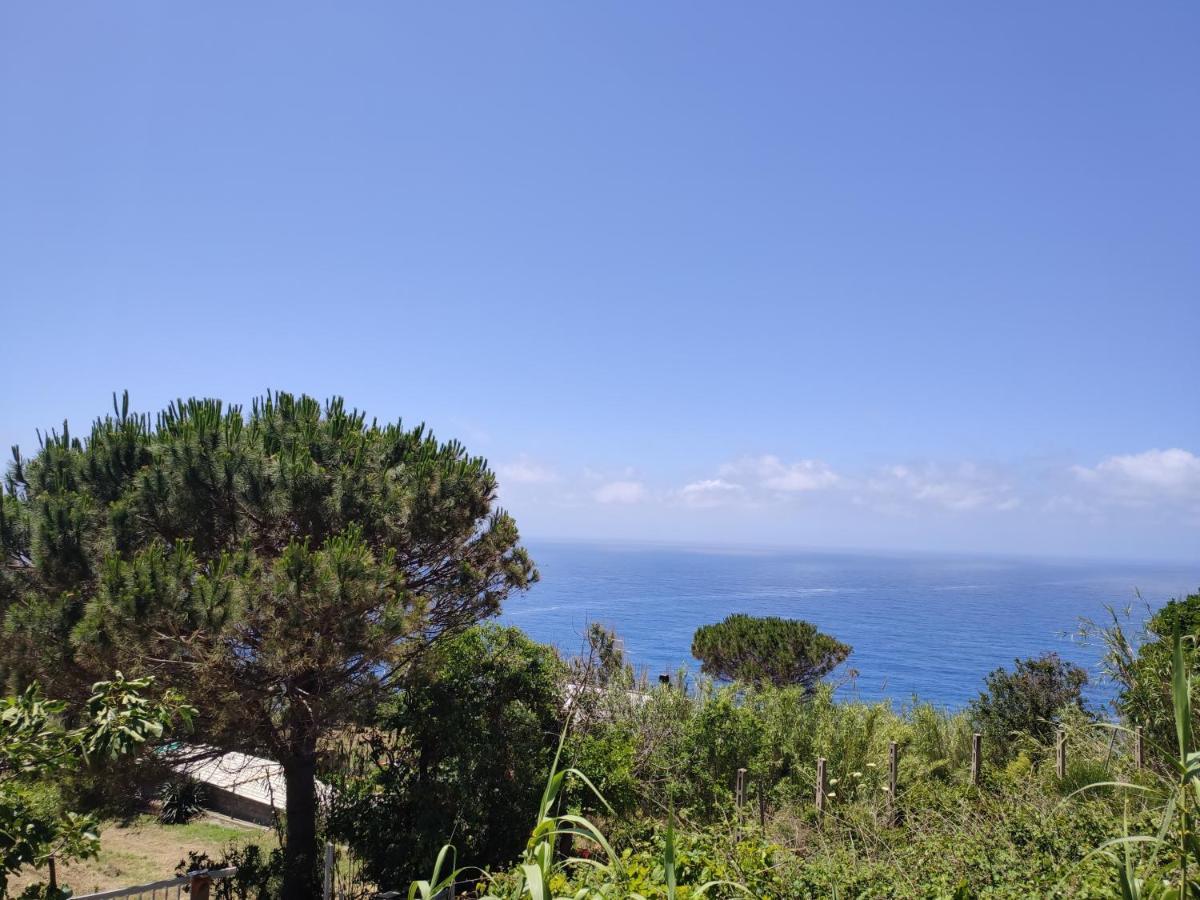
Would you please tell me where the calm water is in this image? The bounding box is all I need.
[499,541,1200,710]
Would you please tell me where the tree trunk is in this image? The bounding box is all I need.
[282,744,319,900]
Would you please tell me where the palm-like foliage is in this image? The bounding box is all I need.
[1075,634,1200,897]
[409,729,750,900]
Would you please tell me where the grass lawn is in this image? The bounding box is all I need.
[9,814,277,896]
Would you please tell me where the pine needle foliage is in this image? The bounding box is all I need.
[691,614,850,690]
[0,391,537,900]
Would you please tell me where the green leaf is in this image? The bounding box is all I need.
[521,863,547,900]
[1174,631,1192,761]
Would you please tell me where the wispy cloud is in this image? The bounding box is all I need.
[718,455,840,493]
[860,462,1020,513]
[497,456,560,485]
[594,480,647,504]
[679,478,744,508]
[674,455,1024,514]
[502,448,1198,552]
[1071,448,1200,508]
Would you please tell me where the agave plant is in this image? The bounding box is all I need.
[157,777,206,824]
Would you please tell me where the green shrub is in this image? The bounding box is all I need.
[177,846,285,900]
[328,624,566,888]
[565,726,640,818]
[1003,751,1033,781]
[904,700,975,781]
[333,614,1193,896]
[1057,759,1111,798]
[1111,590,1200,767]
[970,653,1090,764]
[691,614,850,689]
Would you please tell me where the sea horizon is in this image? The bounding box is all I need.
[501,538,1200,710]
[518,534,1200,570]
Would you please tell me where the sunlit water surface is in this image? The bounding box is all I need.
[499,541,1200,709]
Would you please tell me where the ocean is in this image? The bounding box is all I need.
[499,540,1200,710]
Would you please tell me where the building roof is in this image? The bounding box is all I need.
[173,748,328,811]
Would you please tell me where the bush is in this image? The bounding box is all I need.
[690,614,850,689]
[970,653,1090,763]
[565,725,640,818]
[1057,759,1112,798]
[177,846,284,900]
[59,755,167,822]
[327,624,566,888]
[1112,590,1200,766]
[315,615,1185,896]
[904,700,975,782]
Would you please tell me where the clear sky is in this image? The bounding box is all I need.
[2,3,1197,561]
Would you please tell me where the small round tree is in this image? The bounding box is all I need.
[690,614,850,689]
[970,652,1090,763]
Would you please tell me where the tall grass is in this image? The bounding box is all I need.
[377,645,1181,897]
[407,729,749,899]
[1075,633,1200,897]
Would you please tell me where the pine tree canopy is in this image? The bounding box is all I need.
[690,613,850,689]
[0,391,537,899]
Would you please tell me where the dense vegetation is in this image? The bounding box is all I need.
[327,625,566,888]
[316,601,1199,898]
[2,394,1198,898]
[0,675,191,899]
[342,597,1197,898]
[0,392,536,899]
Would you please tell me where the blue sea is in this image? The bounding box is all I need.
[500,541,1200,710]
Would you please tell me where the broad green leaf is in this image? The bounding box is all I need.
[1174,632,1192,760]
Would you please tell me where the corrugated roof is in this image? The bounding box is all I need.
[173,748,328,811]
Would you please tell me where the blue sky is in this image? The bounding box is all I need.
[2,3,1197,560]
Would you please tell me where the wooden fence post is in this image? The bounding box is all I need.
[1135,726,1145,770]
[888,740,899,825]
[970,733,982,786]
[189,871,212,900]
[735,767,746,809]
[323,843,335,900]
[1056,728,1067,780]
[815,757,827,818]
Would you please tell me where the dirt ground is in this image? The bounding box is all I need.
[9,814,277,896]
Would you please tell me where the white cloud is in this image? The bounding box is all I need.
[594,480,647,505]
[501,449,1198,551]
[1071,448,1200,507]
[864,463,1019,513]
[679,478,744,508]
[718,455,840,492]
[497,457,559,485]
